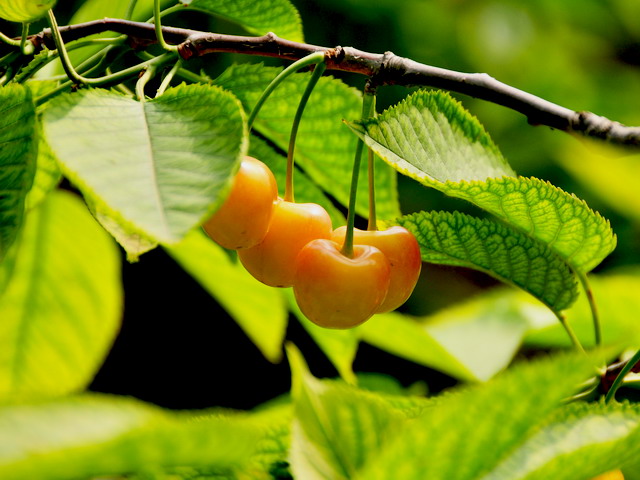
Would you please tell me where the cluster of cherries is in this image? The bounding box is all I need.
[203,155,422,329]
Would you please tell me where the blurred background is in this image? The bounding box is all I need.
[12,0,639,409]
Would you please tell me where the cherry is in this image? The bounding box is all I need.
[331,225,421,312]
[293,239,391,329]
[238,200,332,287]
[203,156,278,250]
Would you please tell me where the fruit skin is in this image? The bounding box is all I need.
[331,226,422,312]
[238,200,332,287]
[293,239,391,329]
[0,0,57,22]
[203,156,278,250]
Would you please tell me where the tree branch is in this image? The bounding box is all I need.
[30,18,640,146]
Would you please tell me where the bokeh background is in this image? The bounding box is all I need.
[13,0,639,409]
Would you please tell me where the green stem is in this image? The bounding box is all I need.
[146,4,184,22]
[367,148,377,230]
[605,349,640,403]
[365,89,378,231]
[0,31,20,48]
[20,23,34,55]
[35,53,173,106]
[579,272,601,347]
[153,0,179,52]
[248,51,325,130]
[47,9,175,87]
[135,66,155,102]
[342,91,376,258]
[284,60,326,202]
[15,38,126,83]
[156,58,182,97]
[556,312,586,354]
[125,0,139,20]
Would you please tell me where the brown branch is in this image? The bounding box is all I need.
[30,18,640,146]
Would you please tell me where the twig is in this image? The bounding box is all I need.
[24,18,640,145]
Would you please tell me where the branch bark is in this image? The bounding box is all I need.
[30,18,640,146]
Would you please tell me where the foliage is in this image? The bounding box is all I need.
[0,0,638,478]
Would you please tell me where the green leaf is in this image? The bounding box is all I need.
[249,135,345,226]
[360,296,530,382]
[440,177,616,273]
[42,84,247,244]
[0,84,36,262]
[214,63,400,222]
[396,210,578,313]
[558,140,640,223]
[0,394,259,479]
[358,312,479,381]
[85,196,158,262]
[0,0,56,22]
[166,229,287,363]
[356,350,601,480]
[482,402,640,480]
[285,289,358,384]
[185,0,304,42]
[287,345,429,480]
[350,90,615,274]
[524,269,640,348]
[24,128,61,212]
[0,190,122,399]
[352,90,515,183]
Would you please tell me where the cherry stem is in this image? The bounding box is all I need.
[247,51,326,131]
[155,58,182,97]
[153,0,179,52]
[125,0,138,20]
[555,312,586,355]
[20,23,34,56]
[47,9,174,87]
[578,272,601,347]
[366,91,378,231]
[605,349,640,403]
[284,60,326,202]
[342,90,376,258]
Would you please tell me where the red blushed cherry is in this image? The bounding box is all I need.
[203,156,278,250]
[331,225,422,312]
[238,200,332,287]
[293,239,391,329]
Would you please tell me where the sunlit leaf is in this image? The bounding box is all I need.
[482,402,640,480]
[360,296,530,382]
[0,0,56,22]
[441,177,615,273]
[396,210,578,313]
[214,63,400,222]
[0,190,121,399]
[167,229,287,363]
[0,84,36,261]
[352,90,514,183]
[287,345,429,480]
[350,90,615,275]
[0,394,259,479]
[358,312,479,382]
[558,140,640,223]
[185,0,303,42]
[42,84,247,244]
[356,350,601,480]
[524,269,640,348]
[24,131,61,212]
